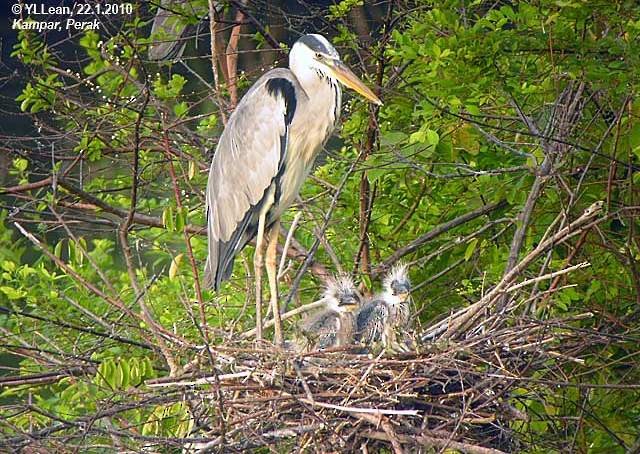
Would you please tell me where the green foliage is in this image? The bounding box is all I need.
[2,0,640,450]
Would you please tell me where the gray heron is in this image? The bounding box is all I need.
[148,0,208,61]
[203,34,382,346]
[299,275,362,351]
[356,263,412,352]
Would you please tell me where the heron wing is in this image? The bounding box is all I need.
[356,297,388,344]
[302,309,339,349]
[148,0,210,61]
[204,69,301,289]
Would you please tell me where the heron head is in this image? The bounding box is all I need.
[290,34,382,105]
[384,263,411,303]
[323,274,362,313]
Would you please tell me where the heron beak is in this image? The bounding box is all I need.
[328,59,383,105]
[339,295,360,310]
[397,292,410,303]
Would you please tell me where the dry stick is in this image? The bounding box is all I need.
[422,202,602,340]
[506,262,591,293]
[278,211,302,278]
[241,298,327,338]
[357,413,404,454]
[505,86,591,281]
[296,398,418,416]
[440,201,603,338]
[118,92,180,376]
[283,151,365,312]
[362,431,508,454]
[146,371,252,387]
[195,424,324,453]
[503,98,553,275]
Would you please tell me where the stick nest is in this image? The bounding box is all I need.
[143,309,596,454]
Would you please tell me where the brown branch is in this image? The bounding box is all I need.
[353,16,388,281]
[161,127,206,325]
[357,413,404,454]
[56,176,203,233]
[0,367,93,387]
[13,223,138,321]
[374,200,508,277]
[208,0,228,126]
[362,430,507,454]
[226,7,245,108]
[228,0,281,50]
[118,92,180,376]
[438,200,603,338]
[1,176,53,195]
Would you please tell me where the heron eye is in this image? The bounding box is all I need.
[315,52,323,59]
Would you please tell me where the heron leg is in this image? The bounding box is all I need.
[266,220,283,347]
[254,210,267,342]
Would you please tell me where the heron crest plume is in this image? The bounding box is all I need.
[383,262,411,290]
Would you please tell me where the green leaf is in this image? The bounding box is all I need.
[13,158,28,172]
[425,129,440,146]
[464,238,478,261]
[1,261,16,273]
[163,206,175,231]
[1,286,26,300]
[169,253,183,280]
[630,123,640,157]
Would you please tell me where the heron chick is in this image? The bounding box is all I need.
[203,34,382,346]
[356,263,412,353]
[300,275,362,351]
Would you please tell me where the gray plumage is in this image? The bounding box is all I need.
[356,263,412,350]
[355,296,388,346]
[201,33,381,343]
[300,275,362,350]
[148,0,210,61]
[204,34,348,290]
[203,70,299,288]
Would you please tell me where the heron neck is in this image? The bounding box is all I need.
[383,290,402,307]
[291,64,333,96]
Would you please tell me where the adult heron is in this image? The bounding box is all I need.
[203,34,382,345]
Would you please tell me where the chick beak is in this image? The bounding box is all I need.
[339,296,360,311]
[327,59,383,105]
[398,292,410,303]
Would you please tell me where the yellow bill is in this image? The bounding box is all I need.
[328,59,383,106]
